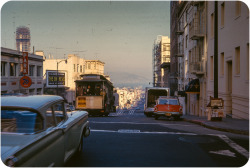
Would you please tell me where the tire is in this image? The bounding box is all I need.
[154,115,159,120]
[174,116,180,121]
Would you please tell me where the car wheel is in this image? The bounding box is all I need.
[154,115,159,120]
[174,116,180,121]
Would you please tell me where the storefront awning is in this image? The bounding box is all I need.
[185,79,200,94]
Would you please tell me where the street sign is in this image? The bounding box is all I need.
[22,52,29,74]
[20,76,32,88]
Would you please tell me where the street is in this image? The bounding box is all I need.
[65,108,249,167]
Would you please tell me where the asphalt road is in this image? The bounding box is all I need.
[65,109,249,167]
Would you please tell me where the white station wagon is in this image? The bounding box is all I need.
[1,95,90,167]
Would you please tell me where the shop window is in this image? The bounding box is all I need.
[29,65,35,76]
[1,62,6,76]
[10,62,17,76]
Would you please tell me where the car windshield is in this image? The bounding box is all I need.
[1,110,43,134]
[158,99,179,105]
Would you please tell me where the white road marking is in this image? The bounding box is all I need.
[91,121,196,127]
[118,129,140,133]
[209,134,249,159]
[209,150,236,157]
[91,129,197,135]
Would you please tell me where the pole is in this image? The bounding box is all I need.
[57,62,59,95]
[214,1,218,98]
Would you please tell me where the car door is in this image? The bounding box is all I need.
[53,101,81,162]
[19,105,65,167]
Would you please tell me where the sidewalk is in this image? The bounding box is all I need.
[182,115,249,135]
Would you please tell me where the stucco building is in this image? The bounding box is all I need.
[1,47,43,95]
[171,1,249,119]
[41,53,105,104]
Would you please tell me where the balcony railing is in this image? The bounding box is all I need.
[189,61,204,75]
[176,42,184,57]
[176,17,184,35]
[189,9,206,40]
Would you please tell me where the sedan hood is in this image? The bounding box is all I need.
[1,133,43,162]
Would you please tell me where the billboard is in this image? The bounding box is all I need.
[46,70,67,88]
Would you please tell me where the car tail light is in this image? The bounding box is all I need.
[154,107,157,112]
[179,107,183,113]
[6,156,18,167]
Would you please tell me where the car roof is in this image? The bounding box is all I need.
[158,96,178,99]
[1,95,64,111]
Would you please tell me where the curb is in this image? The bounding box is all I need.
[183,118,249,136]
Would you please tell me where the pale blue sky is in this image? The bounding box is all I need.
[1,1,170,87]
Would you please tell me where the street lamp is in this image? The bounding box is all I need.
[56,59,67,95]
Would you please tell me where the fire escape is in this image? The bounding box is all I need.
[189,1,206,78]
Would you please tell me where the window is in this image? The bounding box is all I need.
[211,13,214,37]
[53,102,65,124]
[73,64,76,72]
[10,62,17,76]
[210,56,214,80]
[80,65,83,72]
[1,110,43,133]
[29,89,35,95]
[1,62,6,76]
[77,64,79,72]
[221,2,225,27]
[46,107,55,128]
[37,66,42,76]
[235,1,241,17]
[88,63,91,69]
[235,47,240,75]
[37,88,42,95]
[29,65,35,76]
[220,52,224,75]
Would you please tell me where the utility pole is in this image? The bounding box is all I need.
[56,59,67,95]
[214,1,218,98]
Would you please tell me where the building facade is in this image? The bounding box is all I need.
[152,35,171,87]
[41,53,105,104]
[1,47,43,95]
[207,1,249,119]
[172,1,249,119]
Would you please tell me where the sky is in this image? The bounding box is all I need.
[1,0,170,87]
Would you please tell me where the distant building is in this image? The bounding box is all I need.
[116,87,143,109]
[1,47,43,95]
[152,36,171,87]
[16,26,31,52]
[41,53,106,104]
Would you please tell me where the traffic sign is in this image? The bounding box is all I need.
[20,76,32,88]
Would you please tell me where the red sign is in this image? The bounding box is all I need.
[20,76,32,88]
[22,52,29,74]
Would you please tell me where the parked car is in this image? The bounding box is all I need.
[66,105,75,112]
[153,96,183,120]
[1,95,90,167]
